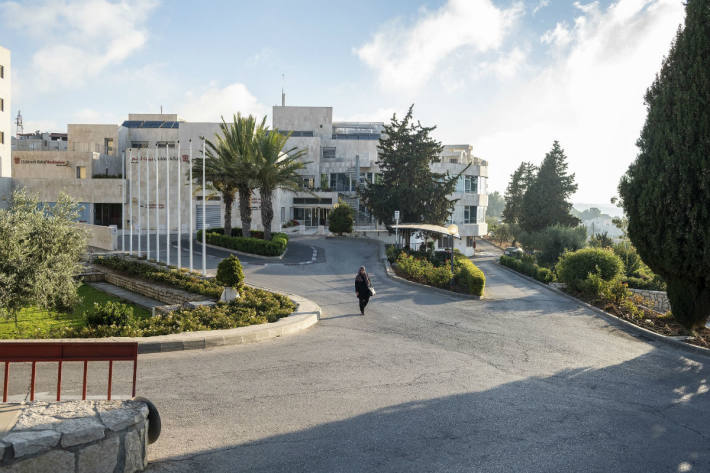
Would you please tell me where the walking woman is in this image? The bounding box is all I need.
[355,266,374,315]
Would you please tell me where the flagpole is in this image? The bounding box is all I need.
[146,148,150,260]
[177,140,181,269]
[129,149,133,255]
[121,151,126,252]
[189,139,193,272]
[137,149,141,256]
[202,136,207,276]
[166,142,170,267]
[155,145,159,263]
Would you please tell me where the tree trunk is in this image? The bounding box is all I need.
[261,188,274,241]
[223,192,234,237]
[238,186,252,238]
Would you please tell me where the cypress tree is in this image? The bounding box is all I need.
[520,141,579,233]
[618,0,710,329]
[502,162,536,224]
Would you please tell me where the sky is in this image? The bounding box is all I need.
[0,0,686,203]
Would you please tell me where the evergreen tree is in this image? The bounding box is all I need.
[329,202,354,235]
[486,191,505,219]
[618,0,710,329]
[502,162,535,224]
[359,105,461,246]
[520,141,579,232]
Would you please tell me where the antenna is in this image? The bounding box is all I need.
[281,73,285,106]
[15,110,23,137]
[160,105,163,115]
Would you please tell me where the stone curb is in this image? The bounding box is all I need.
[494,261,710,359]
[200,241,286,261]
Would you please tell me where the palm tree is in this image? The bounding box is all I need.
[194,114,261,237]
[253,126,308,240]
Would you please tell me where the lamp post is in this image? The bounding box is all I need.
[447,224,458,285]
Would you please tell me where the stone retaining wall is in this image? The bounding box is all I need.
[630,289,670,313]
[1,400,149,472]
[98,268,205,305]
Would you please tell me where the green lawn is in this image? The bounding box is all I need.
[0,284,150,339]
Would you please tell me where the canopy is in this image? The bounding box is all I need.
[390,223,461,239]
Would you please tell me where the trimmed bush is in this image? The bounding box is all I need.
[556,248,624,291]
[453,258,486,296]
[198,230,288,257]
[499,255,555,283]
[84,301,133,328]
[517,224,587,268]
[612,241,644,278]
[94,256,222,298]
[202,227,265,239]
[623,275,667,291]
[216,255,245,289]
[329,203,354,235]
[395,253,453,289]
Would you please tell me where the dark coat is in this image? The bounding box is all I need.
[355,274,371,300]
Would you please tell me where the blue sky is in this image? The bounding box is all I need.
[0,0,685,202]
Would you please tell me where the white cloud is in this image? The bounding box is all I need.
[541,22,573,48]
[471,0,685,202]
[354,0,524,93]
[180,83,269,122]
[533,0,550,15]
[0,0,159,90]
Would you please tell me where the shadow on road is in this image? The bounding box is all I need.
[146,349,710,472]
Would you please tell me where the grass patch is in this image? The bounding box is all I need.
[0,284,150,339]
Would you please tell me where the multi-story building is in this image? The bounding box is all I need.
[12,131,68,151]
[0,45,11,178]
[2,106,488,255]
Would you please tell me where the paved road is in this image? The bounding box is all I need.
[8,237,710,471]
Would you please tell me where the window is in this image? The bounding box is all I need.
[281,207,286,222]
[0,65,4,78]
[0,97,3,111]
[329,173,353,192]
[0,131,4,144]
[438,236,451,248]
[76,166,87,179]
[104,138,114,155]
[131,141,149,149]
[320,173,329,189]
[467,236,474,247]
[322,147,336,159]
[464,206,477,224]
[300,176,315,189]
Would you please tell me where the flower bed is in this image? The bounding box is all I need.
[197,229,288,257]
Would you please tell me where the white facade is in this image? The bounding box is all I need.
[0,46,10,178]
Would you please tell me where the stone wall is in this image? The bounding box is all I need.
[79,223,117,251]
[1,400,149,472]
[98,267,206,305]
[630,289,670,313]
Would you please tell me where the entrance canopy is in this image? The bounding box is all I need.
[391,223,461,239]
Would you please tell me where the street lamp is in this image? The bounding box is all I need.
[447,224,458,284]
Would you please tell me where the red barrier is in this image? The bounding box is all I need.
[0,342,138,402]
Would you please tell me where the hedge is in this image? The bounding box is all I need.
[453,258,486,296]
[197,229,288,257]
[202,227,265,239]
[556,248,624,291]
[94,256,222,298]
[499,255,554,283]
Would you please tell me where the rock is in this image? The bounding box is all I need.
[123,429,143,473]
[2,449,74,473]
[41,400,98,419]
[77,434,119,473]
[98,402,147,432]
[12,412,61,431]
[58,417,105,447]
[3,430,60,458]
[0,440,8,460]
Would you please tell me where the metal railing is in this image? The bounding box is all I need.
[1,342,138,402]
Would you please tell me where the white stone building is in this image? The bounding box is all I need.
[0,45,11,178]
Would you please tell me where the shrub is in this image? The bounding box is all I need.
[85,301,133,327]
[517,225,587,267]
[49,287,296,338]
[94,256,222,298]
[385,244,399,263]
[395,253,453,289]
[499,255,555,283]
[216,255,244,289]
[556,248,624,291]
[613,241,643,277]
[201,227,265,239]
[589,232,614,248]
[623,275,667,291]
[453,258,486,296]
[329,203,354,235]
[198,230,288,257]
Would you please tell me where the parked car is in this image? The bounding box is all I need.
[504,246,523,257]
